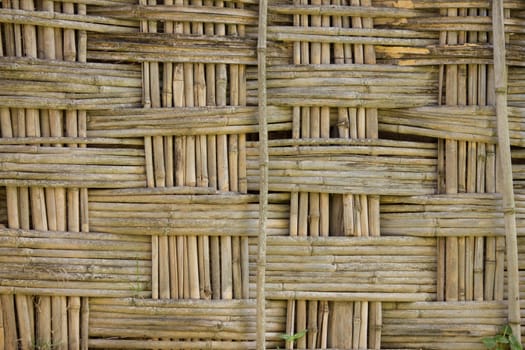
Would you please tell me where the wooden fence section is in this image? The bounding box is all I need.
[0,0,524,349]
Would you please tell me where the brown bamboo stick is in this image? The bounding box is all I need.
[289,0,300,241]
[257,0,269,346]
[238,59,249,298]
[492,3,519,336]
[51,296,67,350]
[68,297,80,350]
[1,295,17,349]
[328,301,352,348]
[80,298,88,350]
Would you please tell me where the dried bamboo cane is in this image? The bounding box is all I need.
[482,13,497,302]
[80,298,88,350]
[257,0,268,346]
[1,295,17,349]
[492,0,520,337]
[68,297,80,350]
[285,299,295,350]
[443,8,459,303]
[237,11,249,298]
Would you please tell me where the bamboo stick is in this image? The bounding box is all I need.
[492,0,520,336]
[257,0,268,346]
[69,297,80,350]
[1,295,17,349]
[80,298,88,350]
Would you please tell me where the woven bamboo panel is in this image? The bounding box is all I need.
[0,0,524,349]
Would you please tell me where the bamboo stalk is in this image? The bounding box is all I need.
[492,0,520,336]
[257,0,268,347]
[69,297,80,350]
[81,298,88,350]
[1,295,18,349]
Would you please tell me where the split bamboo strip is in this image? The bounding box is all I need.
[87,33,257,64]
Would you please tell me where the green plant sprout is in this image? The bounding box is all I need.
[280,329,308,345]
[483,324,523,350]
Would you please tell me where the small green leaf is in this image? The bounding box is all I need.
[280,329,308,342]
[509,334,523,350]
[483,337,498,349]
[290,329,308,341]
[494,335,509,344]
[503,325,513,336]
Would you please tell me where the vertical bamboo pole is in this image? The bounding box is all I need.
[257,0,269,345]
[285,300,295,350]
[214,0,231,302]
[456,15,468,302]
[474,10,489,302]
[288,2,301,326]
[1,295,17,349]
[492,0,520,338]
[228,8,242,299]
[443,7,459,302]
[0,296,4,347]
[1,101,16,350]
[80,298,88,350]
[205,11,219,297]
[68,297,80,350]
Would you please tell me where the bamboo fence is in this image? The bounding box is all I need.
[0,0,524,349]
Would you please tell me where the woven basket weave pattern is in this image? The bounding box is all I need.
[0,0,524,349]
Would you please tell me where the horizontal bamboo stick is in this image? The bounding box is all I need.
[265,282,434,294]
[266,235,434,247]
[88,339,256,349]
[268,27,435,46]
[90,5,257,24]
[267,94,436,108]
[0,137,143,146]
[394,0,523,9]
[0,8,136,33]
[265,291,433,302]
[87,106,291,137]
[0,145,146,163]
[0,286,149,297]
[269,4,424,18]
[88,33,256,64]
[0,95,142,110]
[90,297,255,308]
[0,227,150,247]
[0,56,141,77]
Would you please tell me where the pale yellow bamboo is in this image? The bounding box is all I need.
[285,300,295,349]
[81,298,88,350]
[492,4,518,335]
[307,300,318,347]
[1,295,17,349]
